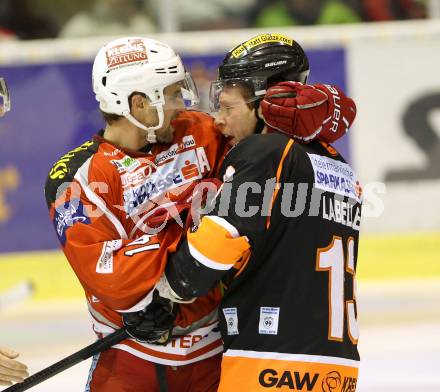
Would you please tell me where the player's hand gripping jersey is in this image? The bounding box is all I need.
[166,133,362,390]
[45,111,229,366]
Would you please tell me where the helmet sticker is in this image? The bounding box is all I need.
[106,38,148,69]
[264,60,288,68]
[231,33,294,59]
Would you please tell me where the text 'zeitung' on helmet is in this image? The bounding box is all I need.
[105,38,148,70]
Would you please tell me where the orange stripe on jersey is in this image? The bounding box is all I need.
[266,139,295,229]
[319,141,339,157]
[187,216,250,271]
[232,249,251,279]
[218,353,358,392]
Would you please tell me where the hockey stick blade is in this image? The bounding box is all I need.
[3,328,129,392]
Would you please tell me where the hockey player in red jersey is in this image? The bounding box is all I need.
[45,37,230,392]
[161,33,361,391]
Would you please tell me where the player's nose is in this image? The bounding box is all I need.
[214,115,226,130]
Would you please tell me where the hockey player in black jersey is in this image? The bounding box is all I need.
[156,33,361,391]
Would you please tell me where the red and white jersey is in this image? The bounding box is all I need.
[45,111,229,365]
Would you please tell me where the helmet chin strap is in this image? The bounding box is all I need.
[124,104,165,144]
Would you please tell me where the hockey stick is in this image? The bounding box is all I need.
[0,281,34,311]
[3,327,129,392]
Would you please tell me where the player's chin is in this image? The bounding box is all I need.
[228,137,239,147]
[220,132,235,146]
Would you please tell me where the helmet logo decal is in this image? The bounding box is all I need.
[106,38,148,69]
[231,33,294,59]
[264,60,287,68]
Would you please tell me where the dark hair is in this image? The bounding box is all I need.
[100,110,124,125]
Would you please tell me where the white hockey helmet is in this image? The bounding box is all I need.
[92,37,199,143]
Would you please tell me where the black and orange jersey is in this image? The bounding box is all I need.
[167,132,362,390]
[44,110,230,366]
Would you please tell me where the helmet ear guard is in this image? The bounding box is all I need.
[92,37,199,143]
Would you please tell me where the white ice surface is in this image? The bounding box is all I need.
[1,279,439,391]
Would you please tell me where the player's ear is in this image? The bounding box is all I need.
[130,94,145,109]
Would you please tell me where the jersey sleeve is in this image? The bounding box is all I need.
[164,134,295,299]
[45,156,179,312]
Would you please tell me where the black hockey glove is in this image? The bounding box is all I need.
[122,290,177,345]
